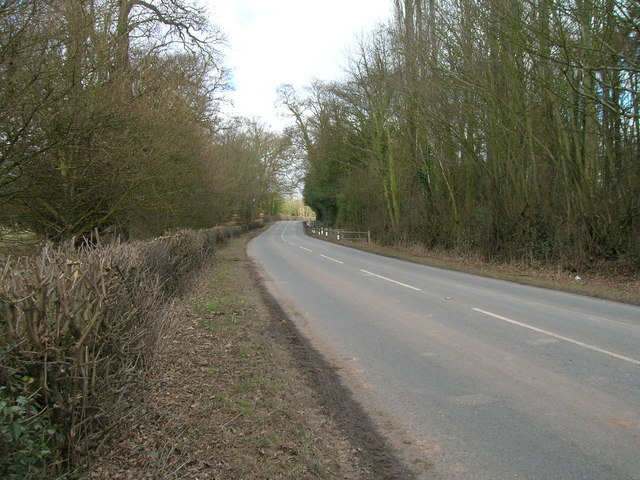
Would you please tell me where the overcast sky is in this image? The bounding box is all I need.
[204,0,392,131]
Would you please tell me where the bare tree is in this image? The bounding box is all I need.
[0,0,229,239]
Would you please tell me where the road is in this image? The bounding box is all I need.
[247,221,640,479]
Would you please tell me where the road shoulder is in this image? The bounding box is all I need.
[83,230,423,479]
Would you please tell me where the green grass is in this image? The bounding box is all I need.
[173,232,374,479]
[0,230,41,255]
[239,374,268,392]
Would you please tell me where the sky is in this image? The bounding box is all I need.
[204,0,393,131]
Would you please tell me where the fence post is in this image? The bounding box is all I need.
[367,230,371,243]
[337,230,341,241]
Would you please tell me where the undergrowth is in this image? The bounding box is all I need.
[0,225,250,478]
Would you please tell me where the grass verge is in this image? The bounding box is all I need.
[317,238,640,305]
[81,232,391,479]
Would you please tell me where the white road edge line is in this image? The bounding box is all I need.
[299,246,313,252]
[472,308,640,366]
[360,269,421,291]
[319,254,344,264]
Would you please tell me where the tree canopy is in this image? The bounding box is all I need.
[283,0,640,269]
[0,0,295,240]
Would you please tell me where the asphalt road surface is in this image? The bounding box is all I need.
[247,221,640,479]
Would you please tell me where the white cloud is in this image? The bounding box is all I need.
[204,0,392,130]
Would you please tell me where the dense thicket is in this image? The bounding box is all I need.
[0,0,293,241]
[286,0,640,270]
[0,226,246,478]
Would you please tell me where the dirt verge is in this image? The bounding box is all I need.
[306,231,640,306]
[82,230,421,479]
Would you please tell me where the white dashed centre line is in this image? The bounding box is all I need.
[280,222,289,240]
[319,254,344,264]
[473,308,640,365]
[299,246,313,252]
[360,269,421,291]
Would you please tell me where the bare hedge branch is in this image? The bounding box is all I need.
[0,224,246,477]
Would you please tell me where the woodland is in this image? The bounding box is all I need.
[1,1,639,477]
[0,2,298,478]
[284,0,640,270]
[0,0,298,242]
